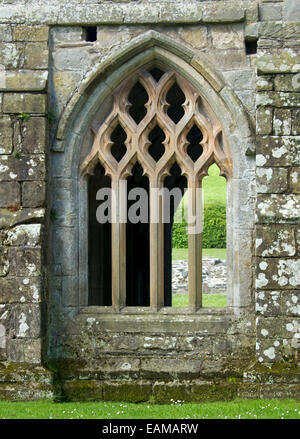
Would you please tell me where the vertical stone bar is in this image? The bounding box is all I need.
[111,178,126,309]
[188,177,202,309]
[150,179,164,309]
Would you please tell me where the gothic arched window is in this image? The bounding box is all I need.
[81,68,232,310]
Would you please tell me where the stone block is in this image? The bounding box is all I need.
[0,116,13,154]
[281,318,300,339]
[259,4,282,21]
[292,109,300,135]
[51,27,85,43]
[256,167,288,194]
[210,24,244,49]
[53,48,92,72]
[202,3,245,23]
[0,247,9,277]
[257,91,300,108]
[0,154,46,181]
[290,168,300,194]
[140,358,201,380]
[273,108,291,136]
[256,316,283,339]
[255,291,281,317]
[1,70,48,92]
[255,225,296,257]
[223,69,255,91]
[256,257,300,290]
[2,224,41,247]
[281,291,300,317]
[17,117,47,154]
[13,25,49,42]
[6,339,25,362]
[0,207,45,230]
[103,381,151,403]
[9,248,42,277]
[62,380,103,402]
[274,74,299,92]
[257,75,273,91]
[0,181,19,207]
[0,277,41,304]
[0,25,13,42]
[23,339,41,363]
[22,181,46,207]
[11,304,41,338]
[0,43,22,69]
[283,0,300,21]
[256,339,282,363]
[24,42,49,69]
[256,136,300,167]
[256,107,273,135]
[178,26,208,49]
[3,93,47,114]
[257,50,300,74]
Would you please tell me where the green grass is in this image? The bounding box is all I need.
[172,294,226,307]
[172,248,226,260]
[0,399,299,419]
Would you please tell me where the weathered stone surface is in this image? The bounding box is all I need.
[256,106,273,135]
[24,42,49,69]
[103,381,151,402]
[0,247,9,277]
[257,91,300,108]
[0,181,20,207]
[0,116,13,154]
[282,291,300,317]
[256,225,296,257]
[257,194,300,224]
[210,24,244,49]
[9,248,41,277]
[1,70,48,91]
[22,181,46,208]
[178,26,208,49]
[273,108,291,136]
[256,291,281,317]
[3,93,47,114]
[16,117,47,154]
[256,136,300,167]
[0,154,45,181]
[0,24,13,42]
[256,167,288,194]
[290,168,300,194]
[0,277,41,304]
[274,74,300,92]
[292,110,300,135]
[283,0,300,21]
[256,258,300,290]
[0,207,45,230]
[256,339,283,363]
[259,3,282,21]
[13,25,49,42]
[0,43,22,69]
[63,380,103,401]
[257,50,300,74]
[2,224,41,247]
[256,75,273,91]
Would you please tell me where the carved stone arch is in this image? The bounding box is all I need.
[49,30,256,322]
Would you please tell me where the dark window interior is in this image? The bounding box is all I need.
[88,163,112,306]
[84,26,97,42]
[245,39,258,55]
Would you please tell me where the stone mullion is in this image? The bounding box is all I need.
[111,178,127,310]
[187,177,202,310]
[149,178,164,309]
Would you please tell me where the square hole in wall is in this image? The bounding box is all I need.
[83,26,97,42]
[245,39,258,55]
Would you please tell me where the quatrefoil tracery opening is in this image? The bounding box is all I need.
[81,68,231,181]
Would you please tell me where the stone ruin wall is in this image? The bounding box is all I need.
[0,0,299,401]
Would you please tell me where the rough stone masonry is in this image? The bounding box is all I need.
[0,0,299,402]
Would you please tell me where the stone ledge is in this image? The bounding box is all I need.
[0,1,255,25]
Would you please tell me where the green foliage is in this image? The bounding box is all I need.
[172,294,227,308]
[13,151,21,159]
[172,204,226,248]
[17,112,30,122]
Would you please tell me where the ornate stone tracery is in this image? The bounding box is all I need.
[81,69,232,310]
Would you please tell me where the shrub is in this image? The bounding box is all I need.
[172,203,226,248]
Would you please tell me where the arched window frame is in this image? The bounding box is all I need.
[80,69,232,311]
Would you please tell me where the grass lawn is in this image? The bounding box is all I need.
[172,248,226,260]
[0,399,299,419]
[172,294,226,307]
[202,163,226,206]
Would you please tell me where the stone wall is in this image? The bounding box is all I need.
[0,0,299,401]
